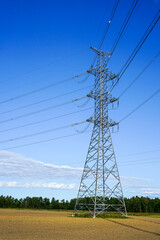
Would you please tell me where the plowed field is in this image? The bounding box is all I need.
[0,209,160,240]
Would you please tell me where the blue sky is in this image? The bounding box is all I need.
[0,0,160,201]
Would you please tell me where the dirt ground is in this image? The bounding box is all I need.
[0,209,160,240]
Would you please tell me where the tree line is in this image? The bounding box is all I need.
[0,195,160,213]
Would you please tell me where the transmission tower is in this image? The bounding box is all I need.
[73,47,127,218]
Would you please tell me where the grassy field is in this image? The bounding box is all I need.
[0,209,160,240]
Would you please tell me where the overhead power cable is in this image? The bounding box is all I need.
[118,10,160,78]
[119,158,160,167]
[92,1,111,47]
[108,0,139,63]
[119,157,160,164]
[79,0,138,83]
[119,88,160,122]
[0,108,93,133]
[0,72,87,105]
[0,95,90,125]
[91,0,120,68]
[4,87,159,147]
[118,149,160,158]
[98,0,120,50]
[0,65,87,97]
[0,85,92,115]
[119,51,160,98]
[0,102,72,124]
[109,9,160,92]
[73,122,91,134]
[0,47,89,85]
[2,130,92,151]
[0,121,88,145]
[78,74,90,84]
[118,9,160,79]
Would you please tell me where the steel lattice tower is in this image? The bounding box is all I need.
[73,47,127,218]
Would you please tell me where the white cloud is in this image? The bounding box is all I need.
[0,150,158,196]
[0,181,76,190]
[120,176,159,197]
[0,150,82,180]
[121,176,152,183]
[141,187,160,196]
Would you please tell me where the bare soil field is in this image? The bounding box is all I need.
[0,209,160,240]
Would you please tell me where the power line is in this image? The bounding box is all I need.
[91,0,120,68]
[0,66,83,97]
[0,121,88,145]
[72,0,120,84]
[119,158,160,167]
[118,149,160,158]
[119,51,160,98]
[0,85,92,115]
[0,101,72,124]
[0,47,89,85]
[109,9,160,92]
[119,88,160,122]
[98,0,120,50]
[85,0,138,86]
[92,0,111,47]
[0,72,87,105]
[119,157,160,164]
[108,0,139,62]
[118,9,160,79]
[0,108,92,133]
[2,130,92,151]
[0,94,92,125]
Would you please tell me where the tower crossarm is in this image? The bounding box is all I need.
[87,91,119,105]
[87,67,108,76]
[109,120,119,127]
[90,46,112,56]
[86,117,119,128]
[109,96,119,104]
[110,73,119,80]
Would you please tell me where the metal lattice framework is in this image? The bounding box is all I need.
[73,47,127,218]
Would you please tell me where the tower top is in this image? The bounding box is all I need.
[90,46,112,56]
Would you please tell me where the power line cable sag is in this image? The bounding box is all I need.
[0,72,87,105]
[91,0,120,68]
[0,85,92,115]
[119,88,160,123]
[92,0,111,47]
[1,88,159,150]
[0,64,87,96]
[79,0,139,84]
[119,51,160,98]
[98,0,120,51]
[0,101,72,124]
[0,47,89,85]
[2,130,92,151]
[2,89,159,147]
[4,139,160,166]
[118,149,160,158]
[119,158,160,167]
[0,95,91,125]
[108,0,139,63]
[82,0,120,83]
[118,9,160,79]
[0,121,88,144]
[0,107,93,133]
[118,157,160,164]
[109,9,160,92]
[2,89,159,149]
